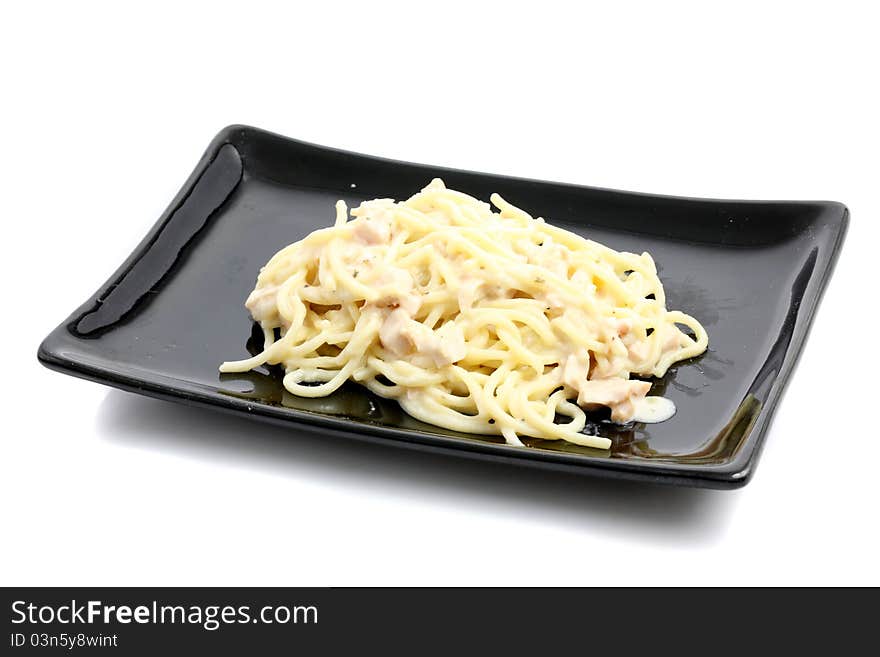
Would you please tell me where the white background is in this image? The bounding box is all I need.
[2,2,877,586]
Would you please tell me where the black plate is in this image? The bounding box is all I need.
[38,125,848,489]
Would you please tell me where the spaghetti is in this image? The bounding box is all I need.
[220,179,708,449]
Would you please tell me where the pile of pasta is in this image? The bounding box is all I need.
[221,179,708,449]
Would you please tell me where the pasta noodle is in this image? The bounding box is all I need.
[220,179,708,449]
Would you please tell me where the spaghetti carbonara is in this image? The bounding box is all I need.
[220,179,708,449]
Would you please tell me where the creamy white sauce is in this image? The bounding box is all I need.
[631,396,676,423]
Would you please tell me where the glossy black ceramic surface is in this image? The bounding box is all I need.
[38,125,848,488]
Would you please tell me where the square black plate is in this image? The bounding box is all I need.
[38,125,848,489]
